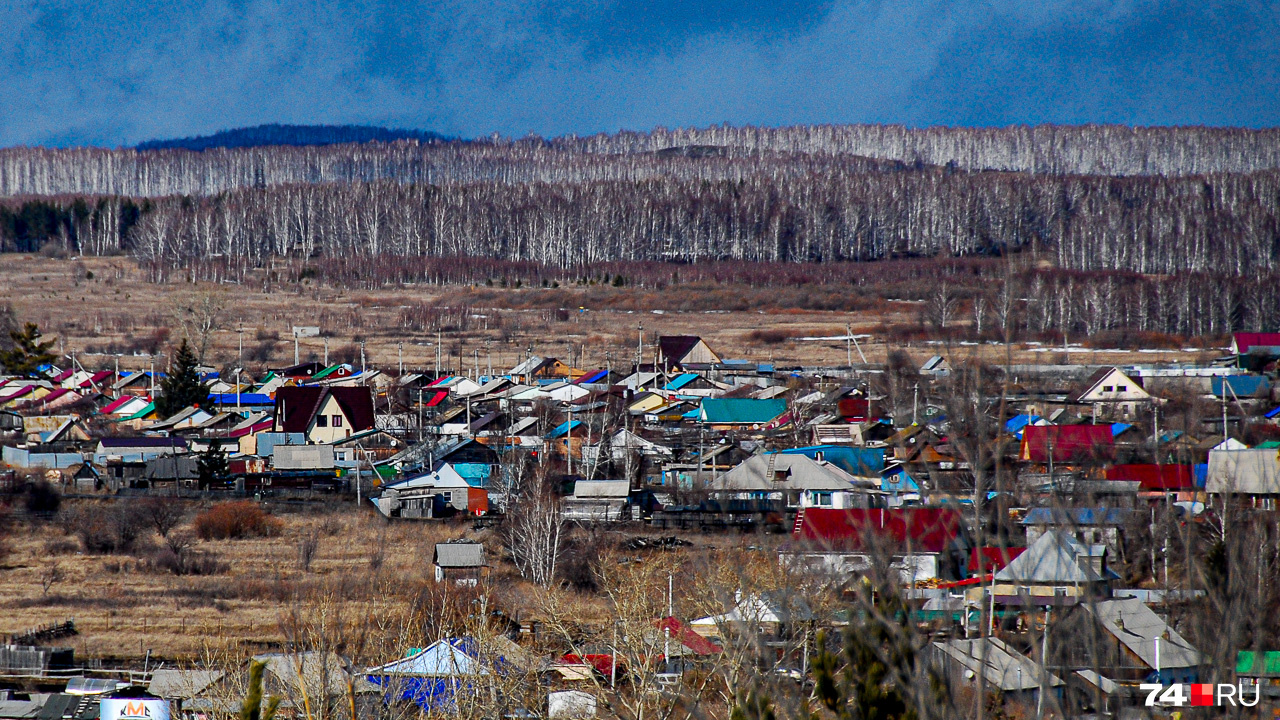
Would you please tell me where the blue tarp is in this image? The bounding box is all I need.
[367,638,515,713]
[1194,464,1208,488]
[207,393,274,406]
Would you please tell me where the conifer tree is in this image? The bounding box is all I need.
[156,339,205,416]
[0,323,57,375]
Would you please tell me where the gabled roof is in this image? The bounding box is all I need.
[1020,507,1132,526]
[933,637,1063,691]
[546,419,583,438]
[708,453,873,492]
[1075,367,1147,403]
[366,638,488,677]
[572,479,630,499]
[1232,332,1280,354]
[995,530,1105,584]
[1084,598,1201,669]
[658,336,703,362]
[700,398,786,425]
[433,542,485,568]
[275,386,375,433]
[1212,374,1271,398]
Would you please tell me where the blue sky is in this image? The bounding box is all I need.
[1,0,1276,147]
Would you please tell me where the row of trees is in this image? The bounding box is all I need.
[4,124,1280,199]
[6,167,1280,276]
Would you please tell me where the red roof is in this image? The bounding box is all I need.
[1233,333,1280,353]
[654,617,723,655]
[837,397,870,420]
[424,390,448,407]
[1105,464,1195,490]
[78,371,113,389]
[561,654,623,676]
[969,546,1027,574]
[51,369,74,382]
[793,508,963,553]
[0,385,36,403]
[1020,425,1114,463]
[100,395,133,414]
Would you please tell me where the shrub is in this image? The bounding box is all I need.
[70,503,149,553]
[193,501,283,540]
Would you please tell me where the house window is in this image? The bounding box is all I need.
[814,451,824,462]
[332,415,343,427]
[812,492,833,507]
[440,492,452,504]
[1102,386,1113,392]
[315,415,328,427]
[1117,385,1127,392]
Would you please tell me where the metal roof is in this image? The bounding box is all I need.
[433,542,485,568]
[1084,597,1202,669]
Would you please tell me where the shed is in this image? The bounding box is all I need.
[433,542,486,585]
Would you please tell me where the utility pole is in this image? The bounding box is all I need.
[360,341,366,381]
[293,331,299,365]
[846,323,853,376]
[323,337,328,366]
[418,387,424,443]
[435,330,442,377]
[398,342,403,376]
[913,383,919,425]
[637,323,644,371]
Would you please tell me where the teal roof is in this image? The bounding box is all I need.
[666,373,700,390]
[699,398,786,425]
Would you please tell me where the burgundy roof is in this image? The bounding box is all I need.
[658,335,703,368]
[1021,424,1114,463]
[793,508,963,553]
[274,385,375,433]
[100,436,187,448]
[1234,332,1280,353]
[1105,463,1195,490]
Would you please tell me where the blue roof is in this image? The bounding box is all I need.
[881,468,919,494]
[546,419,583,438]
[1213,375,1271,397]
[1194,463,1208,488]
[781,445,884,475]
[1267,406,1280,419]
[699,398,787,424]
[1005,414,1042,436]
[1110,423,1132,437]
[577,369,608,384]
[666,373,700,390]
[207,393,274,405]
[1020,507,1132,526]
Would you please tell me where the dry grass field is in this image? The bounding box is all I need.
[0,503,496,666]
[1,254,1208,376]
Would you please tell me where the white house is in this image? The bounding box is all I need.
[1075,367,1152,419]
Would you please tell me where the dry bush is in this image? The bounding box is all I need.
[69,502,150,553]
[193,501,283,540]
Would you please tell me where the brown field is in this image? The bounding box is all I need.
[1,254,1209,375]
[0,503,491,666]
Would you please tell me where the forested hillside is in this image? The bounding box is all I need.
[1,124,1278,286]
[135,123,448,151]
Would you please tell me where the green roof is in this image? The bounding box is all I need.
[699,398,787,425]
[117,402,156,422]
[1237,650,1280,676]
[1256,441,1280,449]
[311,364,345,381]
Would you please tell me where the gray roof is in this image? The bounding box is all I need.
[148,669,224,698]
[707,453,868,492]
[934,637,1064,691]
[1083,597,1202,669]
[1207,448,1280,494]
[995,530,1106,584]
[434,542,485,568]
[572,480,631,499]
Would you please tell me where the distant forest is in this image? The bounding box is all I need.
[2,123,1280,336]
[135,123,448,152]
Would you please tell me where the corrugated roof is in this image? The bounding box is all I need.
[1084,598,1201,669]
[700,398,786,425]
[995,530,1104,584]
[934,637,1063,691]
[434,542,485,568]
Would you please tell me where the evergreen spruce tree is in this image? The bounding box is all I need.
[156,339,205,416]
[0,323,57,375]
[197,444,229,490]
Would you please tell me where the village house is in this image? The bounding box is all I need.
[657,335,721,371]
[1074,367,1152,420]
[432,541,487,586]
[273,386,376,443]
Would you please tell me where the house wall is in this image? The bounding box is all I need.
[307,395,353,443]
